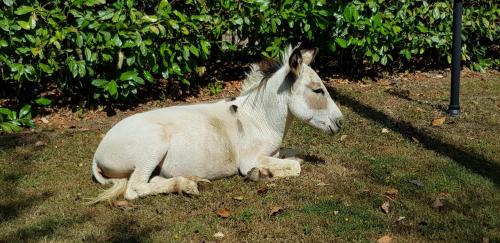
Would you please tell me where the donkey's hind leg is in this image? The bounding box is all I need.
[243,156,301,182]
[123,147,168,200]
[148,176,203,195]
[125,174,202,200]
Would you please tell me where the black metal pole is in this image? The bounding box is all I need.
[448,0,463,116]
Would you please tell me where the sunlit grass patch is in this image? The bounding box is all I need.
[0,72,499,242]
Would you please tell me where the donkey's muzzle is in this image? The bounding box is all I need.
[335,117,344,130]
[327,117,344,135]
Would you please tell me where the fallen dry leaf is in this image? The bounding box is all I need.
[34,141,47,147]
[381,128,389,133]
[233,196,244,201]
[431,116,446,126]
[340,135,348,141]
[215,208,231,218]
[213,232,225,239]
[377,235,393,243]
[257,186,268,194]
[415,107,425,112]
[432,198,444,211]
[41,117,49,124]
[409,179,424,187]
[385,188,399,197]
[381,201,390,214]
[112,200,134,210]
[269,206,283,216]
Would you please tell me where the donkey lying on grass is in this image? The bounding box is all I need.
[90,45,343,203]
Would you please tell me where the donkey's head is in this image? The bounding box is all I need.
[285,47,344,135]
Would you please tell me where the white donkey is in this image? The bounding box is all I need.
[90,45,343,203]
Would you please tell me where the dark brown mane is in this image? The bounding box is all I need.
[258,58,282,80]
[241,47,293,95]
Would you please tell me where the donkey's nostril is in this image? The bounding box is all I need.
[336,118,344,128]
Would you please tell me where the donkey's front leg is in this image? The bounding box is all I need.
[242,156,301,181]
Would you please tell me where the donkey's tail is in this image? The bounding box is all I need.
[85,178,128,205]
[87,158,128,205]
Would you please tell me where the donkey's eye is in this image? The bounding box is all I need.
[313,88,324,95]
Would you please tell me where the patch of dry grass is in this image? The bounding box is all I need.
[1,71,499,242]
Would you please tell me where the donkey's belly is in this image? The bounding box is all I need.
[159,121,240,180]
[161,157,239,180]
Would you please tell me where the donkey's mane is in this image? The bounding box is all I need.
[240,46,295,95]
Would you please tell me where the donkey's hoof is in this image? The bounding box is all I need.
[187,176,211,191]
[198,180,212,191]
[175,177,200,195]
[245,167,273,181]
[124,190,139,200]
[245,167,260,181]
[187,176,211,184]
[289,162,301,177]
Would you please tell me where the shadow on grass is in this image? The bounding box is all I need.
[0,131,52,149]
[0,190,53,224]
[84,214,156,242]
[3,213,91,241]
[301,154,327,165]
[328,87,500,186]
[0,149,84,241]
[0,150,50,225]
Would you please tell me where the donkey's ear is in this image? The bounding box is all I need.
[288,48,303,75]
[301,48,319,65]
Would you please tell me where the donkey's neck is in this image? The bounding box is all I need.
[240,68,292,142]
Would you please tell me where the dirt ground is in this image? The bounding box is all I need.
[0,68,499,242]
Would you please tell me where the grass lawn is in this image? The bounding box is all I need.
[1,70,499,242]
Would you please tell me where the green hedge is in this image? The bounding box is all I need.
[0,0,498,106]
